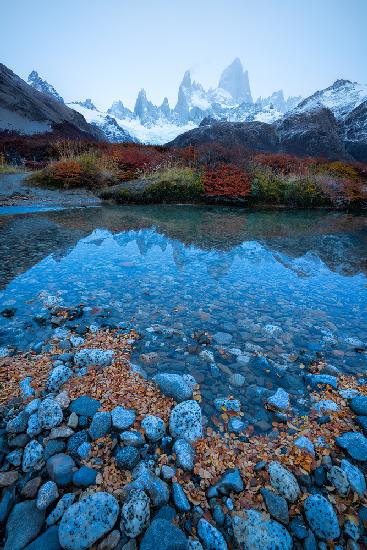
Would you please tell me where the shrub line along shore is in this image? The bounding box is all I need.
[13,140,366,209]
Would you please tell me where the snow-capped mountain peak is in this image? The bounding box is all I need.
[295,79,367,120]
[27,70,64,103]
[218,57,252,104]
[69,98,97,111]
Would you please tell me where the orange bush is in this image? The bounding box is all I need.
[202,163,251,197]
[51,159,82,184]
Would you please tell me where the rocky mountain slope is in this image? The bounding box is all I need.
[168,80,367,162]
[0,64,102,140]
[27,70,65,104]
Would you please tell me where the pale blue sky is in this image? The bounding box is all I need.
[2,0,366,110]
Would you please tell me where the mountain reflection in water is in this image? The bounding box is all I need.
[0,205,366,420]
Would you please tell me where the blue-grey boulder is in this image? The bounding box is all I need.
[232,510,292,550]
[114,446,140,470]
[173,439,195,471]
[268,461,300,502]
[304,494,340,540]
[336,431,367,461]
[38,398,63,429]
[197,518,228,549]
[341,459,366,495]
[4,500,45,550]
[46,365,73,392]
[141,415,166,442]
[24,525,61,550]
[170,400,203,442]
[140,518,187,550]
[172,482,190,512]
[111,406,136,430]
[260,488,289,524]
[22,440,43,472]
[36,481,59,510]
[58,492,119,550]
[119,430,145,447]
[47,453,76,486]
[69,395,101,417]
[67,430,89,455]
[89,411,111,440]
[74,348,114,368]
[350,395,367,415]
[72,466,97,487]
[120,489,150,538]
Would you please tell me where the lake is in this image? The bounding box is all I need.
[0,204,366,426]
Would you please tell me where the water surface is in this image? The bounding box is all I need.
[0,204,366,424]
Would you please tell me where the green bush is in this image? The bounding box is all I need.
[251,168,287,203]
[144,166,204,201]
[251,167,328,206]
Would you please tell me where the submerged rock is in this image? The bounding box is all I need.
[266,388,290,411]
[58,492,119,550]
[153,373,193,402]
[305,374,338,390]
[213,332,233,345]
[214,398,241,413]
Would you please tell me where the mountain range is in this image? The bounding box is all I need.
[0,60,366,162]
[26,59,304,144]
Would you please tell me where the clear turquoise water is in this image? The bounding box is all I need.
[0,205,366,423]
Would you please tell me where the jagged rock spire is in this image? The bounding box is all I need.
[218,58,252,104]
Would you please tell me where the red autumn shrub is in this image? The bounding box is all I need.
[106,144,165,174]
[50,159,82,184]
[319,176,367,206]
[254,153,315,175]
[202,163,251,197]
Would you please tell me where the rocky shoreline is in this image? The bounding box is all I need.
[0,309,367,549]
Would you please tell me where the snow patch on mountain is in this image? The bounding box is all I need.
[67,104,137,143]
[295,79,367,120]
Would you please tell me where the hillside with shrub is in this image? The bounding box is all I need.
[17,138,366,209]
